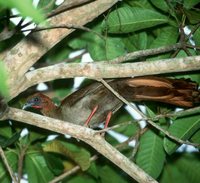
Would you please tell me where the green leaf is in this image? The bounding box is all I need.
[45,39,72,63]
[125,0,156,10]
[68,31,89,50]
[160,153,200,183]
[0,124,12,139]
[185,9,200,24]
[44,153,64,175]
[86,162,99,179]
[0,62,9,98]
[0,150,18,183]
[184,0,200,9]
[150,26,178,48]
[88,36,126,61]
[135,129,166,179]
[99,165,127,183]
[190,129,200,144]
[43,140,91,171]
[175,153,200,183]
[25,151,54,183]
[0,0,45,23]
[148,26,178,60]
[149,0,169,12]
[164,114,200,155]
[0,131,21,148]
[102,7,169,33]
[37,0,56,14]
[193,27,200,47]
[174,73,200,84]
[110,110,139,136]
[123,31,148,52]
[68,175,96,183]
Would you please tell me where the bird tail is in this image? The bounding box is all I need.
[113,76,200,107]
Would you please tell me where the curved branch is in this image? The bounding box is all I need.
[10,55,200,98]
[0,0,118,87]
[3,107,157,183]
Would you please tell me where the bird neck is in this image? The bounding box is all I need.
[41,100,60,119]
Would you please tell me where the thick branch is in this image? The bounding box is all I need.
[3,107,157,183]
[10,55,200,98]
[0,0,118,87]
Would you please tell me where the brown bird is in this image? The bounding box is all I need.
[23,76,200,128]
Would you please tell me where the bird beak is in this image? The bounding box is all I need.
[22,103,33,110]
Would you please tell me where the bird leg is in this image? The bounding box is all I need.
[84,105,112,130]
[104,111,112,129]
[84,105,99,127]
[99,111,113,137]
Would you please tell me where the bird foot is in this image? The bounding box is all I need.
[95,111,113,137]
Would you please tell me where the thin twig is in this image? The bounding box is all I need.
[185,23,200,42]
[186,44,200,50]
[109,43,182,63]
[0,146,18,183]
[17,145,28,183]
[23,24,105,41]
[129,127,147,159]
[49,155,98,183]
[98,106,200,133]
[99,79,200,147]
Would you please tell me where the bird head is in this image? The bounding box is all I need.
[23,93,52,110]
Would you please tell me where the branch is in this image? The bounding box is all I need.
[9,55,200,99]
[2,107,157,183]
[17,145,28,183]
[0,0,118,88]
[47,0,94,18]
[109,43,182,63]
[0,146,18,183]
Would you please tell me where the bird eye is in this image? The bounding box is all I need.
[34,97,39,102]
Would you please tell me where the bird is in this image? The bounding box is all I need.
[23,76,200,128]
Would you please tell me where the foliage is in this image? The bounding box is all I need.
[0,62,9,98]
[0,0,200,183]
[0,0,44,23]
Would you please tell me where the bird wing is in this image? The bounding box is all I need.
[60,82,105,107]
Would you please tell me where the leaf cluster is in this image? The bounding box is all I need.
[0,0,200,182]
